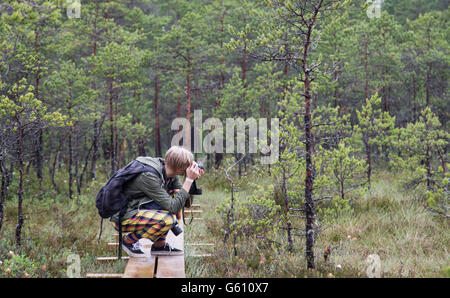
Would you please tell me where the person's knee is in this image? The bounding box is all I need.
[164,214,177,228]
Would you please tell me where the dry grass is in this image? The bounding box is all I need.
[186,171,450,278]
[0,169,447,278]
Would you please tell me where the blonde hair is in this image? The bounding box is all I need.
[164,146,194,172]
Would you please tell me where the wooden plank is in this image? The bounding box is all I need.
[122,238,156,278]
[186,204,201,209]
[108,242,152,249]
[86,273,124,278]
[123,256,156,278]
[97,256,130,261]
[189,254,213,257]
[182,217,204,221]
[184,209,203,214]
[185,243,214,246]
[155,221,185,278]
[155,255,185,278]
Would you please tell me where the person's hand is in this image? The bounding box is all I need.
[168,189,180,195]
[186,162,202,180]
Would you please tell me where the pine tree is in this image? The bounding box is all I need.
[407,11,449,122]
[355,93,396,188]
[0,79,66,245]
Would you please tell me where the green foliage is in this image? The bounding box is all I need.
[1,252,36,278]
[392,107,449,216]
[0,0,449,278]
[237,183,282,239]
[355,93,396,147]
[0,78,67,128]
[319,141,367,222]
[406,11,450,118]
[354,93,396,185]
[442,266,450,278]
[384,0,449,23]
[392,108,448,179]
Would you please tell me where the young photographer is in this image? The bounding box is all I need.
[110,146,203,257]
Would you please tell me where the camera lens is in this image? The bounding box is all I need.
[171,225,182,236]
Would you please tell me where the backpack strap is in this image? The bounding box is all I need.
[118,205,127,259]
[97,218,103,243]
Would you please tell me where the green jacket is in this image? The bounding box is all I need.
[109,156,190,224]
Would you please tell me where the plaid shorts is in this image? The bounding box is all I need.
[112,209,177,242]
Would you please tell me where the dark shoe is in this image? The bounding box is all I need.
[122,240,145,257]
[151,243,183,256]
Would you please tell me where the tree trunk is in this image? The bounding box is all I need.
[425,27,432,107]
[364,36,369,99]
[283,44,289,104]
[74,150,80,197]
[220,10,226,90]
[215,152,223,168]
[8,161,14,187]
[365,139,372,189]
[90,1,99,179]
[68,125,73,200]
[52,139,62,193]
[0,156,7,233]
[114,83,120,168]
[15,124,24,246]
[303,22,316,270]
[238,42,247,177]
[34,30,43,184]
[282,167,293,251]
[426,62,432,107]
[91,118,99,180]
[154,74,161,157]
[213,9,226,168]
[425,145,432,190]
[186,56,192,150]
[35,129,43,182]
[412,75,417,122]
[108,79,116,174]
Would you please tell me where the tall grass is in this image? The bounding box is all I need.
[186,171,449,278]
[0,170,127,278]
[0,168,448,277]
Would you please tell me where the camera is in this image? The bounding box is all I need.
[187,162,203,195]
[188,179,202,195]
[171,225,183,236]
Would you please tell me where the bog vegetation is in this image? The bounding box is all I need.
[0,0,448,278]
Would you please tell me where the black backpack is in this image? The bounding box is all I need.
[95,159,162,259]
